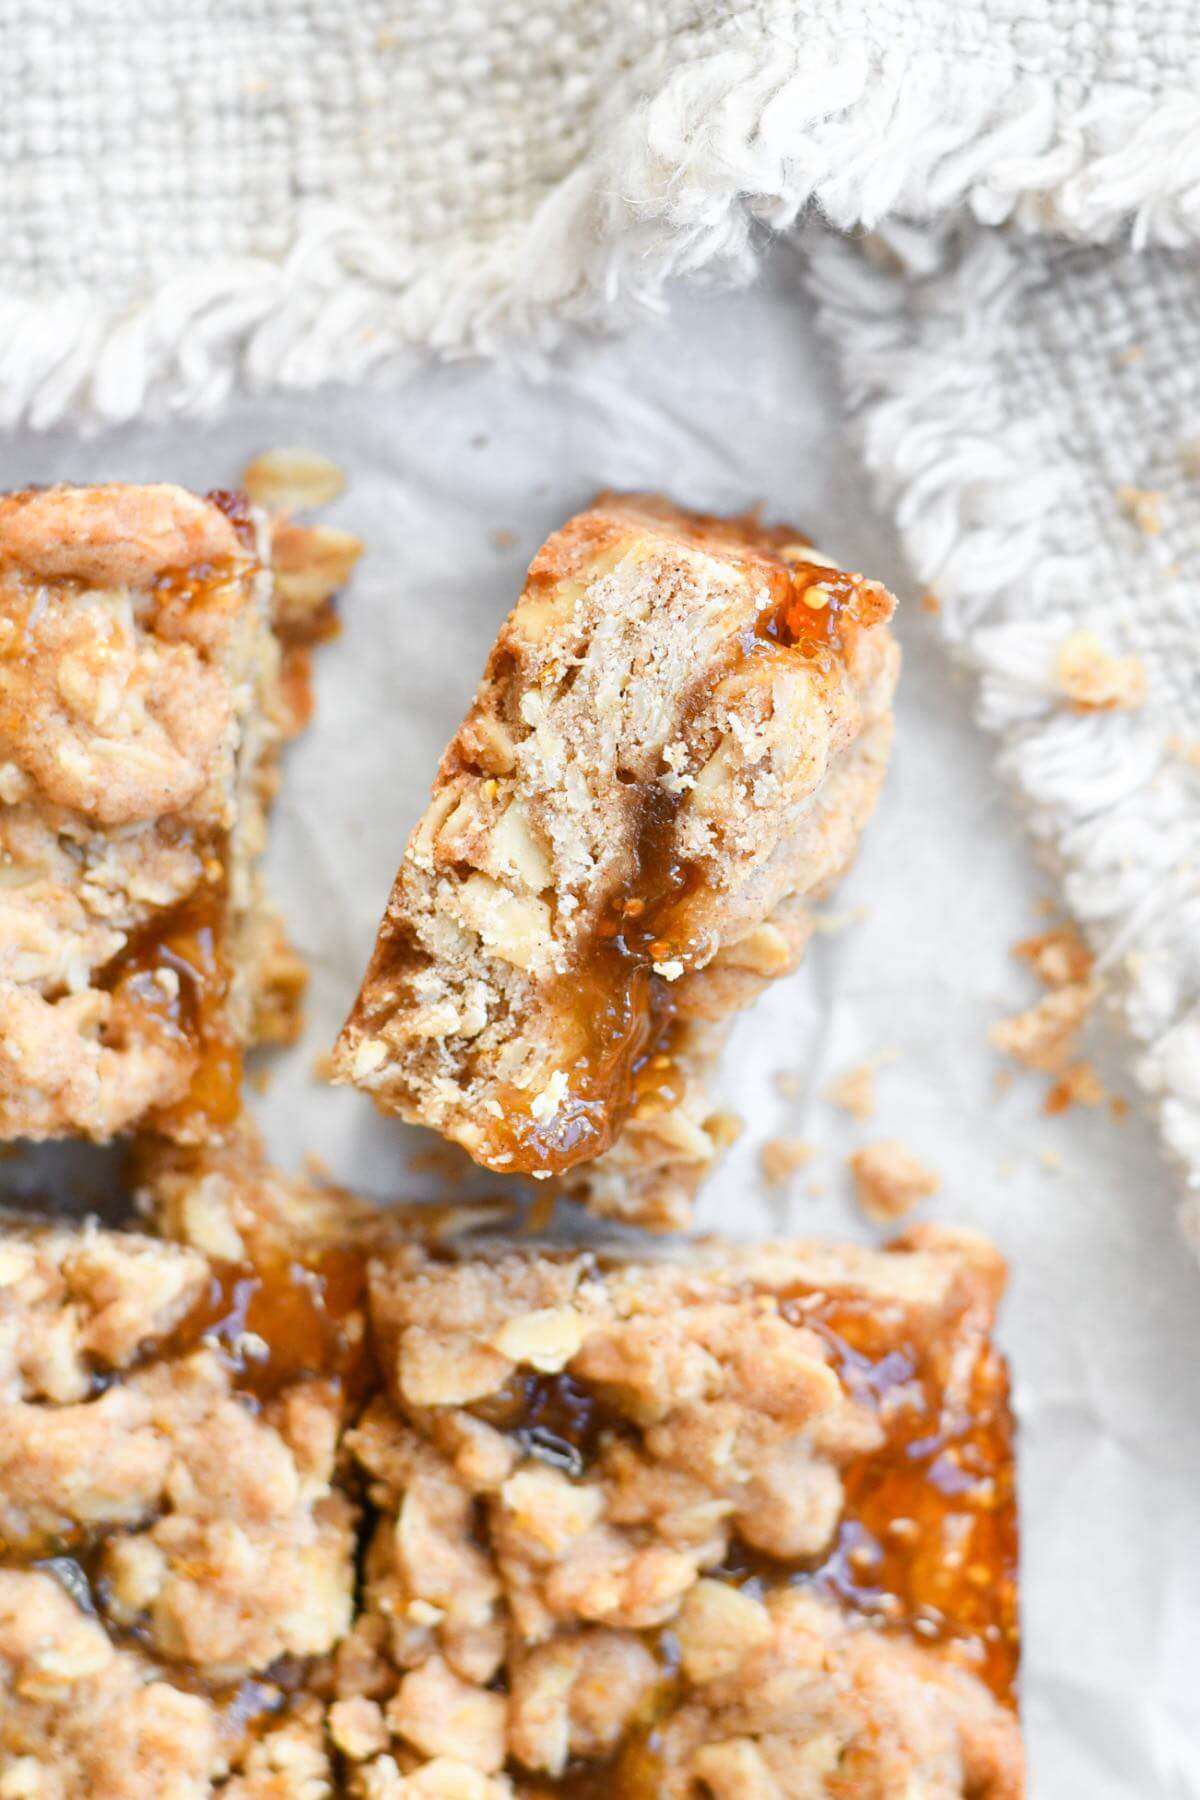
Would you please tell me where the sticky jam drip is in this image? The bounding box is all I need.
[101,873,243,1136]
[760,1283,1017,1703]
[485,782,699,1177]
[163,1243,371,1408]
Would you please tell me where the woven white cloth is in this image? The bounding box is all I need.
[8,1,1200,1227]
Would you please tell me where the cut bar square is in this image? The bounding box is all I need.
[0,1202,367,1795]
[335,493,899,1227]
[0,484,310,1141]
[334,1225,1022,1796]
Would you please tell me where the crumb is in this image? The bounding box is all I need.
[311,1050,337,1084]
[302,1151,332,1183]
[760,1137,815,1188]
[920,591,942,614]
[848,1142,939,1223]
[491,528,516,550]
[824,1061,877,1120]
[810,904,866,935]
[1013,926,1093,988]
[1116,484,1164,535]
[806,1179,826,1198]
[1167,734,1200,767]
[991,982,1095,1075]
[774,1069,805,1100]
[1044,1060,1107,1114]
[705,1110,744,1152]
[243,447,345,514]
[1110,1095,1129,1122]
[1116,345,1145,367]
[1034,897,1058,917]
[1039,1147,1062,1172]
[1180,440,1200,479]
[994,1069,1014,1093]
[824,1051,894,1119]
[1054,632,1146,711]
[248,1064,273,1098]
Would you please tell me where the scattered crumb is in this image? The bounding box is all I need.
[1167,734,1200,767]
[1034,897,1058,917]
[920,591,942,615]
[1054,631,1146,711]
[806,1179,826,1198]
[849,1142,939,1224]
[243,447,345,514]
[1116,483,1164,535]
[1116,345,1145,367]
[311,1050,337,1083]
[705,1110,744,1152]
[302,1150,332,1183]
[1014,925,1093,988]
[994,1069,1014,1093]
[824,1051,896,1120]
[810,905,866,935]
[1110,1095,1129,1122]
[247,1063,274,1098]
[760,1137,815,1188]
[774,1068,805,1101]
[1039,1147,1062,1172]
[491,528,516,550]
[1044,1060,1107,1114]
[825,1062,877,1121]
[991,983,1096,1075]
[1180,440,1200,479]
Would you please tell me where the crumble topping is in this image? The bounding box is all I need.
[331,1230,1020,1796]
[0,483,272,1142]
[0,1203,367,1796]
[334,493,898,1228]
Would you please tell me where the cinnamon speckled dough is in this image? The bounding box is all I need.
[0,480,358,1144]
[334,493,898,1228]
[330,1228,1022,1797]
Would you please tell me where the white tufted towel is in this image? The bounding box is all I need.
[7,1,1200,1234]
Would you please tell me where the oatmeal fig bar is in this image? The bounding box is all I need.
[0,1208,366,1797]
[331,1225,1022,1796]
[0,481,355,1143]
[334,493,899,1227]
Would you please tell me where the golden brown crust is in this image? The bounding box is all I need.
[334,493,898,1226]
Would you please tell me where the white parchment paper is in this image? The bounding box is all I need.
[4,246,1198,1797]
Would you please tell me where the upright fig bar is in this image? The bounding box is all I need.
[335,493,899,1226]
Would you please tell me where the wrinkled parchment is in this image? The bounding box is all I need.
[4,248,1198,1797]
